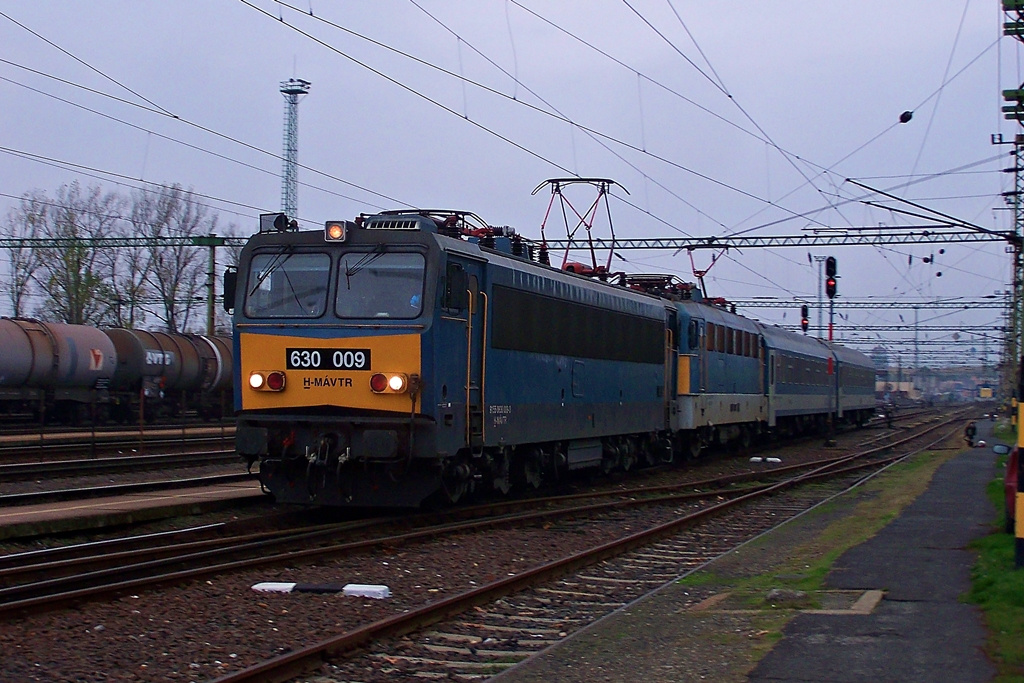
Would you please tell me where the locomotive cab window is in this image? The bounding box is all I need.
[244,251,330,318]
[336,251,426,319]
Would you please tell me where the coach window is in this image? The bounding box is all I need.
[336,252,426,319]
[244,251,330,318]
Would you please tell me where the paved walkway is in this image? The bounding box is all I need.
[749,441,996,682]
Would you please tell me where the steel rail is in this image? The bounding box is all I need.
[0,472,254,507]
[0,449,237,479]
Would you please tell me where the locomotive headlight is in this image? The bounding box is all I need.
[325,221,347,241]
[249,371,286,392]
[370,372,409,394]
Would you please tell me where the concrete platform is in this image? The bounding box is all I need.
[0,479,264,540]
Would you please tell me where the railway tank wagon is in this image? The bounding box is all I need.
[230,211,675,507]
[106,328,234,420]
[0,318,116,421]
[0,318,233,425]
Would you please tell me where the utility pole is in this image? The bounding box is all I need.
[999,0,1024,569]
[192,234,226,335]
[914,306,920,375]
[280,78,311,222]
[813,255,826,337]
[1000,3,1024,402]
[825,256,838,446]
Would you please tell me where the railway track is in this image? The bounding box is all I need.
[0,424,236,462]
[0,449,239,481]
[0,409,969,683]
[0,470,253,508]
[212,414,966,683]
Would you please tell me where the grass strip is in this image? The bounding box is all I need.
[968,443,1024,683]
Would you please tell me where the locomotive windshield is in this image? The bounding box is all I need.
[244,251,330,318]
[336,251,425,319]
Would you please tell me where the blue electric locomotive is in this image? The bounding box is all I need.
[228,209,875,508]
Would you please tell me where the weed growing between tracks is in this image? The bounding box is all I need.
[968,451,1024,681]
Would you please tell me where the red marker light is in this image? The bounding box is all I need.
[266,371,286,391]
[370,373,389,393]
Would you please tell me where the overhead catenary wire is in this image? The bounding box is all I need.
[0,3,1007,327]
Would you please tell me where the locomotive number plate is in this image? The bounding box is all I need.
[286,348,372,371]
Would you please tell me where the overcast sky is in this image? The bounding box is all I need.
[0,1,1014,367]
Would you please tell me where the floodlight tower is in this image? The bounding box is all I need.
[279,78,311,221]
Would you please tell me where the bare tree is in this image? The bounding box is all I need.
[1,191,46,317]
[132,185,214,332]
[104,211,151,329]
[33,182,123,325]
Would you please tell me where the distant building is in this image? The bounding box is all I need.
[869,345,888,372]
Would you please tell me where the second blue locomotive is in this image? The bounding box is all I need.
[229,209,875,508]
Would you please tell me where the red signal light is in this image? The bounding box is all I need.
[825,277,837,299]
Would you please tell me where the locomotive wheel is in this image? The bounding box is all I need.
[620,441,636,471]
[517,448,544,490]
[737,426,753,453]
[687,437,704,460]
[491,449,511,495]
[441,459,472,504]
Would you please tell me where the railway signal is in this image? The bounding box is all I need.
[825,256,838,299]
[800,305,809,333]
